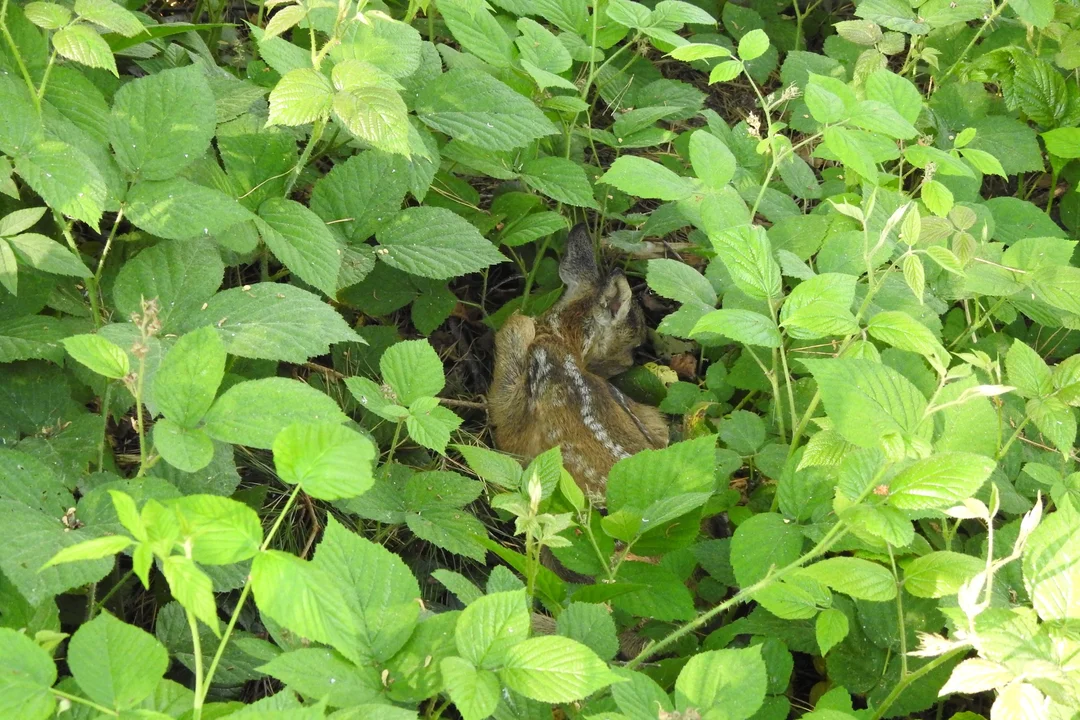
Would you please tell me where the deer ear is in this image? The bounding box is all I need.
[598,272,633,324]
[559,223,599,296]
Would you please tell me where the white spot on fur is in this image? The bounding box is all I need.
[562,355,629,461]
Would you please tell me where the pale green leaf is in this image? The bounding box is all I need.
[203,377,349,449]
[273,422,376,501]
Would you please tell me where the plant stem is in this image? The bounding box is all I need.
[627,520,849,667]
[284,118,326,196]
[135,352,148,476]
[0,0,42,114]
[199,483,305,704]
[187,609,205,720]
[386,420,403,463]
[50,688,118,716]
[941,1,1004,80]
[98,382,112,471]
[868,646,969,720]
[997,417,1029,460]
[627,469,887,668]
[95,208,125,282]
[36,50,56,100]
[887,545,907,676]
[92,568,134,616]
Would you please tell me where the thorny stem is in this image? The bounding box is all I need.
[284,118,326,196]
[868,646,969,720]
[627,518,849,668]
[199,483,305,705]
[627,471,886,668]
[0,0,42,114]
[942,1,1004,80]
[135,351,148,476]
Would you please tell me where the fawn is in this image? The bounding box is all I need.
[488,224,669,506]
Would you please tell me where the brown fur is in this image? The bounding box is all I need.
[488,224,669,506]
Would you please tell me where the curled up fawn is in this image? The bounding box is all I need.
[488,223,669,508]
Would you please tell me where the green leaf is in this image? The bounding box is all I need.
[606,436,716,553]
[800,557,896,601]
[689,129,736,190]
[15,139,106,230]
[1010,0,1054,29]
[380,338,445,405]
[250,550,360,663]
[675,646,767,720]
[709,224,782,301]
[310,150,409,244]
[68,612,168,710]
[866,311,946,366]
[5,233,91,278]
[152,326,225,427]
[112,239,223,332]
[0,627,56,720]
[267,68,334,126]
[52,24,117,75]
[516,17,572,72]
[456,589,530,669]
[902,551,984,598]
[260,648,382,706]
[440,0,513,67]
[709,60,744,83]
[0,499,114,605]
[737,28,769,61]
[169,494,262,565]
[801,359,928,450]
[442,657,501,720]
[887,452,996,511]
[332,84,411,157]
[1041,128,1080,159]
[125,177,254,241]
[1030,265,1080,316]
[0,315,67,363]
[815,608,849,655]
[406,397,462,455]
[24,2,71,29]
[375,206,506,280]
[153,419,214,473]
[520,156,595,208]
[40,534,132,569]
[309,517,421,662]
[109,65,215,180]
[499,636,619,702]
[454,444,522,489]
[823,126,879,183]
[0,239,18,296]
[670,43,731,61]
[203,377,349,449]
[417,67,558,151]
[256,197,343,297]
[1006,339,1052,398]
[731,512,805,586]
[556,602,619,661]
[1022,504,1080,622]
[0,207,45,236]
[691,309,781,348]
[1027,397,1077,457]
[273,422,376,501]
[62,333,129,379]
[162,557,220,635]
[921,180,953,217]
[646,258,717,307]
[74,0,143,36]
[848,100,917,140]
[597,155,695,201]
[195,283,362,363]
